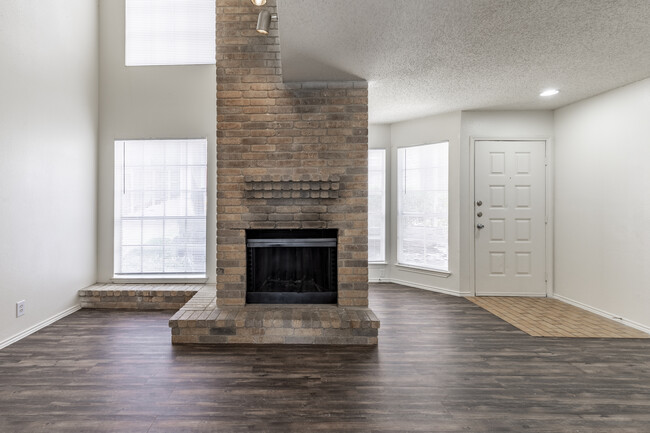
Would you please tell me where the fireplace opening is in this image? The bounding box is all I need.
[246,229,338,304]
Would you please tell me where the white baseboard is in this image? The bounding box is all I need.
[374,277,463,298]
[553,294,650,336]
[0,304,82,350]
[475,291,547,297]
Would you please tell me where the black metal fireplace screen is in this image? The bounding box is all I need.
[246,229,338,304]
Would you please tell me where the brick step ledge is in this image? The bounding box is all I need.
[78,283,207,310]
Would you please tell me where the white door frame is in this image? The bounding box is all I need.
[469,137,554,297]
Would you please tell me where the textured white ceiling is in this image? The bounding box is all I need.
[277,0,650,124]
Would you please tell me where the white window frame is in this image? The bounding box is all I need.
[397,141,449,272]
[125,0,216,66]
[368,149,387,263]
[114,138,208,277]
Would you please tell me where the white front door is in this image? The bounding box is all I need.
[474,140,546,296]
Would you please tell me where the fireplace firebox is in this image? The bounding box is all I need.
[246,229,338,304]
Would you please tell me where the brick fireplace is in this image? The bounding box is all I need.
[169,0,379,345]
[216,0,371,309]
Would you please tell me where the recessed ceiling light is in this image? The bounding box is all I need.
[540,89,559,97]
[251,0,266,5]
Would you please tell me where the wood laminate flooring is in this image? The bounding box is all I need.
[467,296,650,338]
[1,283,650,432]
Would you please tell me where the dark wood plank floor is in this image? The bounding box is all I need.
[1,283,649,432]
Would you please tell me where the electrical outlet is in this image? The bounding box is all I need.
[16,300,25,317]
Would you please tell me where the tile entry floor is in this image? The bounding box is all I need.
[466,296,649,338]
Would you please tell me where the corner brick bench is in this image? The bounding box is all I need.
[78,283,205,310]
[169,286,379,345]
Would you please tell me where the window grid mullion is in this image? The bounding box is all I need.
[397,142,449,272]
[115,139,207,275]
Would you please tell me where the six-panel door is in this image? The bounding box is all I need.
[475,140,546,296]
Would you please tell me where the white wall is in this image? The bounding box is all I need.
[98,0,217,282]
[371,100,649,332]
[460,111,554,294]
[0,0,98,345]
[554,78,650,330]
[385,111,462,295]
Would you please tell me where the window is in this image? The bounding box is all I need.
[114,139,207,275]
[125,0,216,66]
[397,142,448,271]
[368,149,386,263]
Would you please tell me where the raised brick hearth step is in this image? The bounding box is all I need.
[169,286,379,345]
[79,283,206,310]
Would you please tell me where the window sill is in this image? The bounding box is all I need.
[369,261,388,265]
[112,274,208,284]
[395,264,451,278]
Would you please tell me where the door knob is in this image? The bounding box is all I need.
[476,224,485,229]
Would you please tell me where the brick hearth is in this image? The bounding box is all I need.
[169,286,379,345]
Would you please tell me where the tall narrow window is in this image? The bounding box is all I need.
[125,0,216,66]
[114,139,207,275]
[368,149,386,263]
[397,142,449,271]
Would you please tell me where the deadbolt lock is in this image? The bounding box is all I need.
[476,200,483,206]
[477,211,483,217]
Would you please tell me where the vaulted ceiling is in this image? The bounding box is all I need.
[277,0,650,123]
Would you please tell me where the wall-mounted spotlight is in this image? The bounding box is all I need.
[250,0,266,6]
[256,10,278,35]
